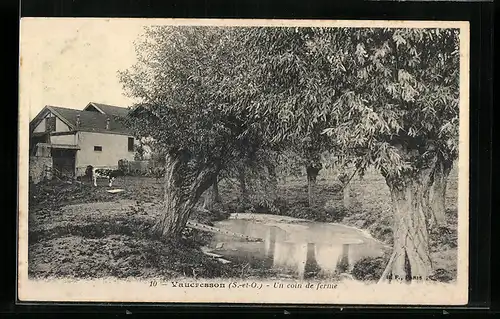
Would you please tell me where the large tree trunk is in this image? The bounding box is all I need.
[203,178,221,211]
[338,172,351,209]
[213,178,221,203]
[152,152,217,239]
[343,183,351,208]
[382,171,434,282]
[203,188,215,211]
[428,159,453,228]
[306,163,322,207]
[237,166,249,211]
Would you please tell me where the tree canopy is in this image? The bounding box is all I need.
[119,25,461,281]
[320,28,460,182]
[119,27,276,175]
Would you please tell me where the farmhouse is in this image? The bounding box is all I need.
[29,102,137,179]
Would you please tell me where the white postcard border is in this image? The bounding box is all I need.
[18,18,470,305]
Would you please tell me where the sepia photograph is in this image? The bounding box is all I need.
[18,18,469,305]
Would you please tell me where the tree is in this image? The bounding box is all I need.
[203,176,221,211]
[427,139,457,228]
[239,149,282,213]
[119,26,270,238]
[320,28,460,281]
[134,142,146,161]
[217,146,282,213]
[119,26,460,283]
[224,27,341,207]
[338,170,353,209]
[303,137,326,207]
[230,27,459,281]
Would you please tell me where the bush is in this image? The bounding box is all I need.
[285,206,329,222]
[351,256,387,281]
[370,225,393,244]
[429,268,455,283]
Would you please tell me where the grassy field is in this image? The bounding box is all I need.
[27,165,458,282]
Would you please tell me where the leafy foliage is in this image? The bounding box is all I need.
[319,28,460,182]
[118,26,461,259]
[226,28,346,169]
[119,26,281,180]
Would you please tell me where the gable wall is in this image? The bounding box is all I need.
[33,111,71,133]
[84,104,102,113]
[56,118,70,132]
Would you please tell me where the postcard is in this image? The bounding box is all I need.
[18,18,469,305]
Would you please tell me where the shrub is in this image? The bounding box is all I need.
[429,268,455,283]
[351,256,387,281]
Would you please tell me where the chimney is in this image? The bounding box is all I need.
[76,114,81,128]
[106,117,110,130]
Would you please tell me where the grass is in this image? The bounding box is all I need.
[27,165,458,282]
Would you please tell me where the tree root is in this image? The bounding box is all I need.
[377,249,397,284]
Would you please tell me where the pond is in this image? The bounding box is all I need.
[207,213,389,279]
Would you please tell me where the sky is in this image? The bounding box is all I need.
[19,18,287,121]
[19,18,469,121]
[20,18,147,120]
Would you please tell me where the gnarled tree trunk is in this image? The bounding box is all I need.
[213,177,221,203]
[428,159,453,228]
[306,162,322,207]
[152,152,217,239]
[382,170,434,282]
[203,178,221,211]
[338,172,351,209]
[203,188,215,211]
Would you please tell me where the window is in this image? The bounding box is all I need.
[128,137,134,152]
[45,117,56,133]
[94,146,103,152]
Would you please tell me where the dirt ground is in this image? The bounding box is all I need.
[28,179,239,280]
[28,167,458,282]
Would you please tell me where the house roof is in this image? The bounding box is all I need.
[128,103,163,120]
[85,102,131,118]
[128,104,148,116]
[30,105,132,135]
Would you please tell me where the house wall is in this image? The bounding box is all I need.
[75,131,135,175]
[33,112,70,133]
[50,133,77,145]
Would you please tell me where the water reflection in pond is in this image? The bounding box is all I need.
[208,214,388,279]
